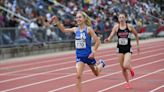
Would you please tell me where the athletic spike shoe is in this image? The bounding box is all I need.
[124,83,132,89]
[130,68,135,77]
[99,59,105,68]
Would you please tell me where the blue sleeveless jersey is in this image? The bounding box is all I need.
[75,27,92,57]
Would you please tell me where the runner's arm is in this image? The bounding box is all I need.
[88,27,100,53]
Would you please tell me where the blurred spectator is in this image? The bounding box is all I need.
[0,11,5,27]
[6,16,19,27]
[2,33,13,45]
[96,16,105,33]
[16,28,30,44]
[0,0,163,46]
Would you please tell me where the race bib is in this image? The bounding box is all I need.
[118,38,128,45]
[75,39,86,49]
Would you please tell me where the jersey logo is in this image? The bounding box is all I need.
[80,32,86,39]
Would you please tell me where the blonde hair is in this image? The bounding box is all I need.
[77,11,92,26]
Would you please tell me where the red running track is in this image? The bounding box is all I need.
[0,39,164,92]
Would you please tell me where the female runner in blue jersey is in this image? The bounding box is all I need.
[51,11,105,92]
[105,13,140,88]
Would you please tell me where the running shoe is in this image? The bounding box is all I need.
[99,59,106,67]
[130,68,135,77]
[124,83,132,89]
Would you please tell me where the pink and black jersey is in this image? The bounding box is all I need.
[116,24,132,53]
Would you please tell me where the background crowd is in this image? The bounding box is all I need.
[0,0,163,47]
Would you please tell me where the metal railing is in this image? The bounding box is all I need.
[0,27,75,48]
[0,6,30,23]
[0,25,163,48]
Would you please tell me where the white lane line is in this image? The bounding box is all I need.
[48,58,164,92]
[0,55,74,69]
[0,49,118,75]
[149,85,164,92]
[0,47,163,84]
[98,69,164,92]
[2,53,164,92]
[0,47,115,69]
[0,49,116,75]
[1,44,163,76]
[0,41,161,69]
